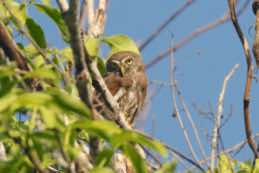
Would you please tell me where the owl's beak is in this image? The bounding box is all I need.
[111,60,125,76]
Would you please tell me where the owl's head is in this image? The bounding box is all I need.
[106,51,144,76]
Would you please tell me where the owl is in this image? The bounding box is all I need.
[94,51,148,125]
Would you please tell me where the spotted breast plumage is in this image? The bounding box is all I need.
[94,51,148,125]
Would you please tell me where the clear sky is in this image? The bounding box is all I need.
[31,0,258,170]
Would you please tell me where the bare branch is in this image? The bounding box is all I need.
[0,22,29,71]
[139,0,195,51]
[210,64,240,171]
[252,0,259,67]
[175,82,208,167]
[228,0,259,159]
[145,0,250,69]
[169,39,200,164]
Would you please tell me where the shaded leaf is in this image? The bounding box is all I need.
[47,89,91,118]
[34,4,70,42]
[95,148,113,167]
[26,17,47,49]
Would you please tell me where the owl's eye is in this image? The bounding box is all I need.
[125,58,133,65]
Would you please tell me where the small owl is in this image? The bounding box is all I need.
[94,51,148,125]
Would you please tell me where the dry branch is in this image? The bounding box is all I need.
[228,0,259,159]
[169,39,201,165]
[210,64,240,171]
[145,0,250,69]
[139,0,195,51]
[253,0,259,67]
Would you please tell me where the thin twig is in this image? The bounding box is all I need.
[145,0,250,69]
[228,0,259,159]
[210,64,240,171]
[175,83,208,168]
[139,0,195,51]
[169,39,200,164]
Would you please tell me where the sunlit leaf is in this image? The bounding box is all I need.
[26,17,47,49]
[71,120,122,141]
[90,167,114,173]
[84,36,100,57]
[6,1,27,25]
[112,130,167,157]
[218,154,235,173]
[102,35,140,58]
[24,68,59,80]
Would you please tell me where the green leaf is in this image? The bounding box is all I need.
[112,130,167,157]
[40,0,51,5]
[97,56,106,76]
[34,4,70,42]
[84,36,100,57]
[90,167,114,173]
[0,65,16,78]
[24,68,59,80]
[60,47,73,62]
[122,143,147,173]
[95,149,113,167]
[26,17,47,49]
[71,120,122,141]
[47,89,91,118]
[0,77,16,98]
[39,107,58,128]
[155,161,177,173]
[218,154,235,173]
[6,1,27,25]
[253,159,259,173]
[102,35,140,58]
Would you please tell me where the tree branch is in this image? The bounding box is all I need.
[227,0,259,159]
[0,22,29,71]
[139,0,196,51]
[210,64,240,171]
[145,0,250,69]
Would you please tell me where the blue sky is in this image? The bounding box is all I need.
[31,0,258,170]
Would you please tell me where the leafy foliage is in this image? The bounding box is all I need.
[0,1,168,173]
[0,1,256,173]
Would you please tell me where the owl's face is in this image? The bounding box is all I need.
[106,51,144,77]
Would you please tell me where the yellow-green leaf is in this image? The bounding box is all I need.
[102,35,140,58]
[84,36,100,57]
